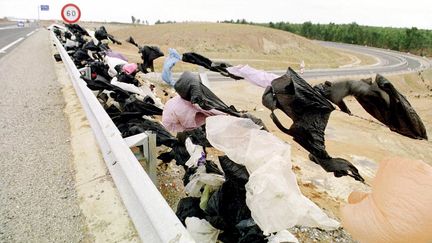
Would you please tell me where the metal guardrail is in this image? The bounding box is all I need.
[51,32,194,243]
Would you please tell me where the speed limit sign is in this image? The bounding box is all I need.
[61,3,81,23]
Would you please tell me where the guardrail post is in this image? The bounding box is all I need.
[143,131,157,185]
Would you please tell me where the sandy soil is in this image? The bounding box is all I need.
[92,23,379,71]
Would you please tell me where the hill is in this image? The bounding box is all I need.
[101,23,364,71]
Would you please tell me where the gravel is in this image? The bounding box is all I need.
[0,29,86,242]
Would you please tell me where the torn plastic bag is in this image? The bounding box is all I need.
[341,157,432,243]
[88,61,111,81]
[185,217,221,243]
[236,218,266,243]
[206,116,290,173]
[359,75,427,139]
[122,96,163,116]
[104,55,127,77]
[111,114,176,147]
[205,160,223,176]
[162,95,226,133]
[262,67,364,182]
[182,52,242,80]
[94,26,122,44]
[185,165,225,197]
[162,48,182,86]
[65,23,88,36]
[267,230,299,243]
[111,77,164,109]
[206,116,339,233]
[110,77,147,96]
[313,76,427,139]
[185,137,206,168]
[246,155,340,235]
[105,50,128,62]
[205,179,252,230]
[117,72,139,86]
[219,155,249,183]
[227,64,279,88]
[157,127,213,168]
[174,71,240,116]
[199,184,214,210]
[122,63,138,75]
[81,77,131,101]
[138,45,164,73]
[177,126,212,147]
[176,197,206,224]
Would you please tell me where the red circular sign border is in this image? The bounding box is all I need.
[61,3,81,24]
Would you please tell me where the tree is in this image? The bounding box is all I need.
[136,19,140,24]
[131,16,136,24]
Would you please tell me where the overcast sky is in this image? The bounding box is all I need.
[1,0,431,29]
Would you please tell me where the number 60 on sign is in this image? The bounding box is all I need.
[61,3,81,23]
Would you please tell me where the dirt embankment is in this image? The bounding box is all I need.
[95,23,378,71]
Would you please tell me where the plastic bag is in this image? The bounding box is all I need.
[267,230,299,243]
[246,155,339,234]
[206,116,290,173]
[185,165,225,197]
[185,137,206,168]
[206,116,339,235]
[185,217,220,243]
[341,158,432,243]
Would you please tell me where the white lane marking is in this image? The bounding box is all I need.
[26,30,35,37]
[0,37,24,53]
[0,25,17,30]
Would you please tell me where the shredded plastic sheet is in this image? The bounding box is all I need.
[227,64,279,88]
[185,217,221,243]
[341,158,432,243]
[206,116,340,235]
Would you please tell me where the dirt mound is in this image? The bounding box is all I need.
[103,23,353,70]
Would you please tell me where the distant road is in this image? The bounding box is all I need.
[185,41,431,81]
[0,24,38,58]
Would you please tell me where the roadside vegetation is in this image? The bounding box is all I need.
[215,20,432,57]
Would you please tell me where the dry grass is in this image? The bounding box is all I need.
[90,22,378,71]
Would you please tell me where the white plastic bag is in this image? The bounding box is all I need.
[246,156,339,234]
[185,166,225,197]
[104,56,127,77]
[206,115,339,235]
[267,230,299,243]
[185,217,220,243]
[206,116,290,173]
[185,137,205,168]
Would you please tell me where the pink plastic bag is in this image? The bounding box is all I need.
[341,158,432,243]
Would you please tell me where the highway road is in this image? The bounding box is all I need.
[0,23,38,59]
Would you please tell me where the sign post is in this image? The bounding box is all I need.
[61,3,81,24]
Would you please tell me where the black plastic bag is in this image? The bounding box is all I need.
[176,197,206,225]
[262,67,364,182]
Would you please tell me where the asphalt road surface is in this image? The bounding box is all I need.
[0,23,38,59]
[0,28,86,241]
